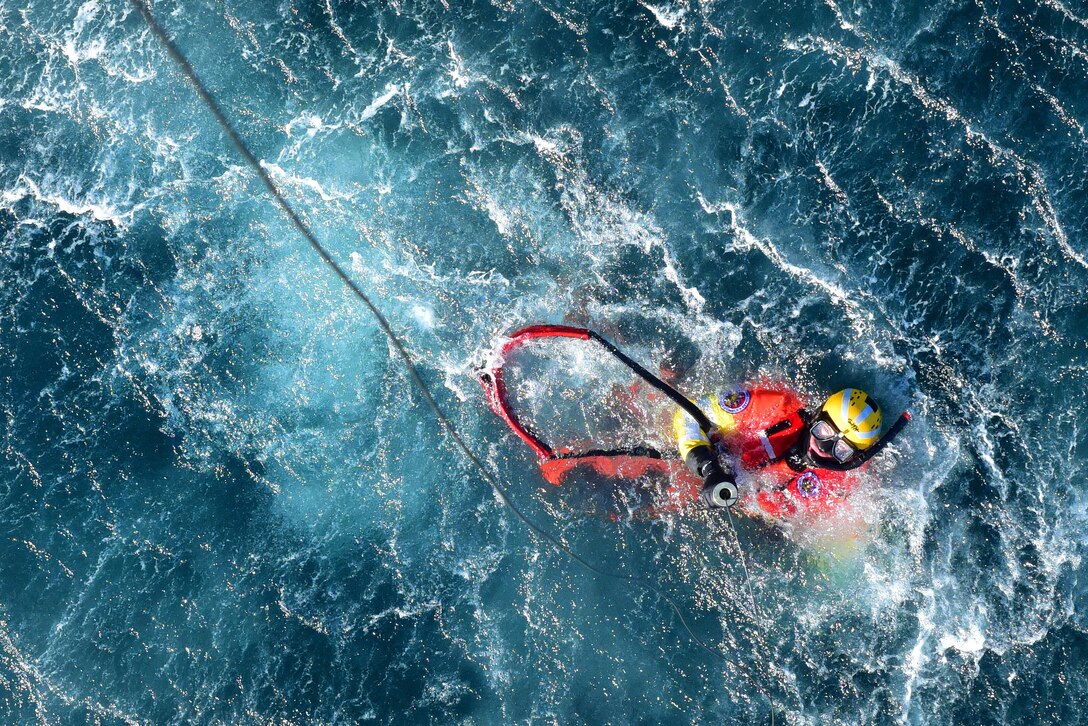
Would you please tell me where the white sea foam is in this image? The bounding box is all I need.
[284,113,340,139]
[938,622,986,655]
[411,304,437,330]
[902,586,936,711]
[640,2,686,30]
[360,83,403,121]
[323,0,359,59]
[260,162,355,203]
[2,175,133,227]
[447,40,472,89]
[461,174,516,236]
[61,0,103,66]
[1032,84,1088,143]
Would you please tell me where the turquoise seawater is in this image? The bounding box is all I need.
[2,0,1088,722]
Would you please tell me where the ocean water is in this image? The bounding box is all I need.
[2,0,1088,722]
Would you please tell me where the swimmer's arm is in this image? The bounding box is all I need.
[673,394,737,474]
[672,399,712,467]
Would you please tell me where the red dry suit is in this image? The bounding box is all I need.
[673,387,864,518]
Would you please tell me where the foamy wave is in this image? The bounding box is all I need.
[260,161,358,203]
[640,2,687,30]
[360,83,404,121]
[1,175,136,227]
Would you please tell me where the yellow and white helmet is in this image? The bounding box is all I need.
[818,388,883,450]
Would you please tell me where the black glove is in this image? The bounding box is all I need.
[684,445,719,479]
[684,445,738,509]
[700,468,738,509]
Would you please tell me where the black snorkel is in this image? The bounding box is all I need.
[846,411,912,469]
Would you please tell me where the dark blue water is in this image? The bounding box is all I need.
[2,0,1088,722]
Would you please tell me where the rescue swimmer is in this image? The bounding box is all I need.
[674,387,909,518]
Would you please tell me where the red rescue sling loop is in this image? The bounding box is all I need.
[478,325,589,459]
[478,325,714,462]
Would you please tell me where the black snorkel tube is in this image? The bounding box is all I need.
[586,331,715,435]
[850,411,912,467]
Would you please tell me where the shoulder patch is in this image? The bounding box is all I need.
[719,389,751,414]
[796,470,821,498]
